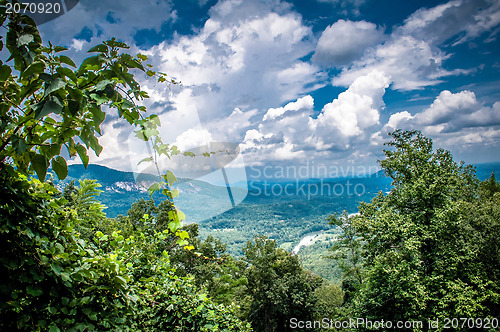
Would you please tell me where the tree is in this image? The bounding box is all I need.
[331,130,500,328]
[0,4,251,330]
[242,235,322,332]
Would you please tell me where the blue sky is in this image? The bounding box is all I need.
[37,0,500,177]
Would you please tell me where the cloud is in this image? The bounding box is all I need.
[331,0,500,90]
[315,70,389,137]
[38,0,176,46]
[416,90,478,126]
[398,0,500,45]
[373,90,500,156]
[312,20,386,66]
[241,71,390,164]
[144,4,322,138]
[332,35,453,90]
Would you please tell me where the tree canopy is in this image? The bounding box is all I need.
[330,130,500,330]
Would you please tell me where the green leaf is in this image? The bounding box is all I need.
[26,286,43,297]
[11,135,28,155]
[164,170,177,186]
[148,182,162,196]
[137,53,148,61]
[76,144,89,168]
[56,67,77,83]
[88,44,108,53]
[95,79,113,91]
[90,93,108,105]
[149,114,161,126]
[89,107,106,128]
[179,230,189,240]
[50,263,62,276]
[48,325,61,332]
[88,136,103,156]
[31,153,48,180]
[135,129,147,141]
[51,156,68,180]
[137,156,153,165]
[44,78,66,97]
[36,96,63,119]
[21,61,45,78]
[0,64,12,81]
[59,55,76,67]
[78,56,101,74]
[54,46,68,52]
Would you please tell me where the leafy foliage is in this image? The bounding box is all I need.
[330,130,500,329]
[242,235,323,332]
[0,6,250,331]
[0,170,251,331]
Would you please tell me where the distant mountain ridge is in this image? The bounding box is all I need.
[58,162,500,218]
[53,162,500,262]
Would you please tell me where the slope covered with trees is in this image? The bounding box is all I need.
[330,130,500,330]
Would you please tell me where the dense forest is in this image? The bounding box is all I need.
[1,5,499,331]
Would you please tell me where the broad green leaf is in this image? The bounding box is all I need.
[137,53,148,61]
[88,136,103,156]
[149,114,161,126]
[26,286,43,297]
[31,153,48,180]
[11,135,28,155]
[54,46,68,52]
[0,64,11,81]
[75,144,89,168]
[50,263,62,276]
[90,93,108,105]
[95,79,113,91]
[135,129,147,141]
[56,67,77,83]
[21,61,45,78]
[148,182,162,196]
[78,56,101,74]
[48,326,61,332]
[89,107,106,127]
[59,55,76,67]
[179,230,189,240]
[44,78,66,97]
[51,156,68,180]
[164,170,177,186]
[88,44,108,53]
[36,97,63,119]
[177,210,186,221]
